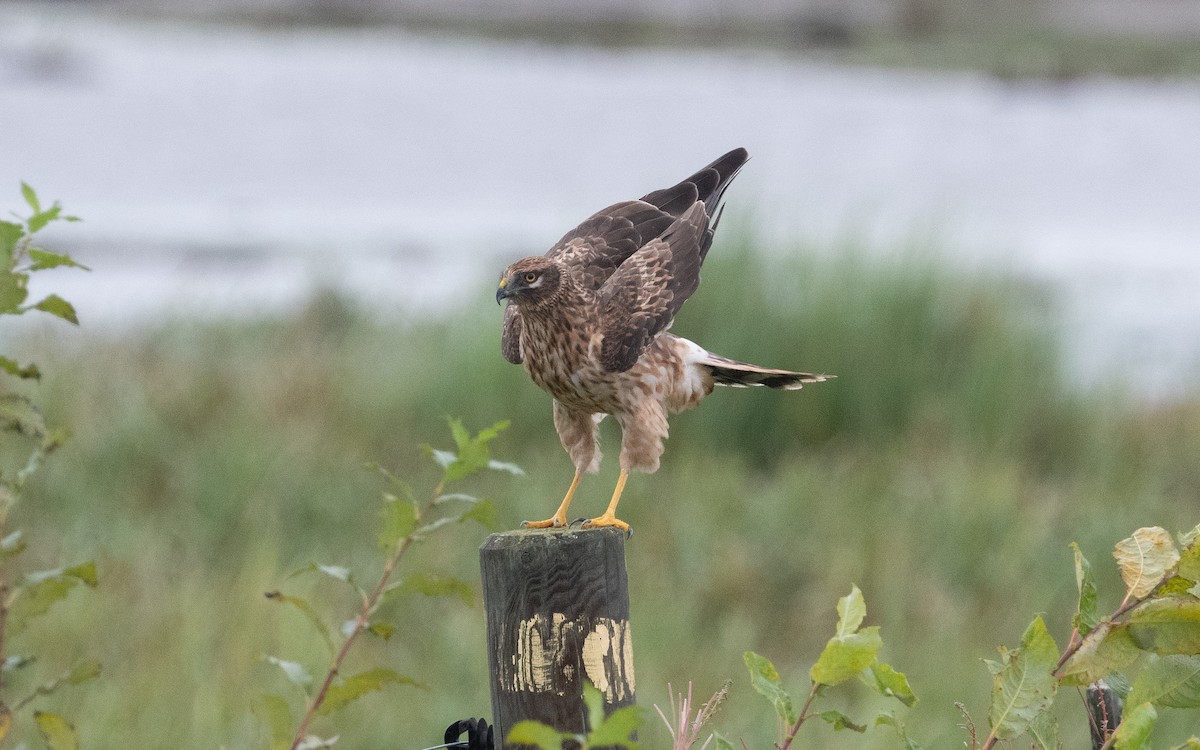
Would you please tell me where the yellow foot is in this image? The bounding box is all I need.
[579,513,631,535]
[522,514,567,529]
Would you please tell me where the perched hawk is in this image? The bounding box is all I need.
[496,148,829,532]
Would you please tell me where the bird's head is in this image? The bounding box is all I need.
[496,257,562,306]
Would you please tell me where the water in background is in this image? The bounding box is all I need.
[2,6,1199,395]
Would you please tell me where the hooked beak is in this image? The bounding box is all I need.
[495,277,511,305]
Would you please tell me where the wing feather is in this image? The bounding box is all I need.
[597,201,709,372]
[501,304,523,364]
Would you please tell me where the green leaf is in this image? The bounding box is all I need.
[28,248,89,272]
[1127,654,1200,708]
[31,294,79,325]
[378,493,418,552]
[26,205,61,234]
[1057,622,1141,686]
[317,667,421,715]
[0,393,47,438]
[253,694,294,750]
[1112,702,1156,749]
[0,269,29,314]
[438,418,511,482]
[1115,527,1179,600]
[366,622,396,640]
[34,711,77,750]
[1170,738,1200,750]
[811,626,882,686]
[506,720,567,750]
[1128,597,1200,655]
[744,651,797,725]
[713,733,737,750]
[1178,541,1200,583]
[21,182,41,213]
[986,615,1059,741]
[583,681,605,737]
[1028,707,1058,750]
[8,564,97,636]
[17,659,102,708]
[262,654,313,688]
[264,591,335,656]
[835,584,867,635]
[875,713,926,750]
[0,356,40,380]
[589,705,644,748]
[819,710,866,732]
[459,498,499,530]
[391,573,473,606]
[1071,542,1100,635]
[0,220,23,265]
[864,662,917,706]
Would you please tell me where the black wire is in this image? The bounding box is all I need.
[437,718,494,750]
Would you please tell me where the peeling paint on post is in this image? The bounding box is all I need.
[480,528,635,747]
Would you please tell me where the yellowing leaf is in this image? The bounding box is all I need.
[1057,622,1140,686]
[986,616,1059,740]
[34,711,78,750]
[1115,527,1179,599]
[1128,597,1200,655]
[1112,702,1156,750]
[744,651,796,725]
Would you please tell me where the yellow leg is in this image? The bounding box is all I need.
[582,470,631,533]
[522,471,581,529]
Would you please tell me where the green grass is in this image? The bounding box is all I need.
[5,234,1200,748]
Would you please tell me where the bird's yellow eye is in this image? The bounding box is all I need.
[524,272,538,283]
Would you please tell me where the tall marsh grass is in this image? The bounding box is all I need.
[12,235,1200,747]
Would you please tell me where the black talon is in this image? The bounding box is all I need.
[570,517,589,527]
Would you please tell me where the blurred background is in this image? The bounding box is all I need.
[2,0,1200,747]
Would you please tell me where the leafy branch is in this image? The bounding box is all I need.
[0,184,97,750]
[258,418,521,750]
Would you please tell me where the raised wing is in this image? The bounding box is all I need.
[546,147,749,290]
[597,201,711,372]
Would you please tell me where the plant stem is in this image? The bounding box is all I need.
[287,479,444,749]
[779,682,820,750]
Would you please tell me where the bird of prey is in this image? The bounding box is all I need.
[495,147,829,532]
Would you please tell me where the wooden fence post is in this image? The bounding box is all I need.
[1085,680,1122,750]
[480,528,635,748]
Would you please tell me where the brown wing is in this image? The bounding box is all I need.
[597,201,711,372]
[501,303,523,364]
[546,147,750,290]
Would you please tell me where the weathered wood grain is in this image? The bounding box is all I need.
[480,528,635,748]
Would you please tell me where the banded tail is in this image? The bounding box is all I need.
[701,352,831,391]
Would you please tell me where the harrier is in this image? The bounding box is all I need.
[496,148,829,532]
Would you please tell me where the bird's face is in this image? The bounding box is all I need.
[496,258,560,306]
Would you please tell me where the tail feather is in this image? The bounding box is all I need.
[700,352,831,391]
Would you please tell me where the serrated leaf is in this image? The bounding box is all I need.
[34,711,77,750]
[30,294,79,325]
[819,710,866,732]
[264,591,335,656]
[253,694,294,750]
[506,720,567,750]
[0,357,40,380]
[744,651,797,725]
[1112,702,1156,749]
[317,667,421,715]
[987,615,1059,740]
[589,705,644,748]
[1128,597,1200,655]
[28,248,89,271]
[262,654,313,688]
[812,627,882,686]
[1116,527,1180,600]
[393,573,473,606]
[865,662,917,706]
[1028,707,1058,750]
[1127,654,1200,708]
[1057,622,1141,686]
[378,494,418,552]
[1071,542,1100,635]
